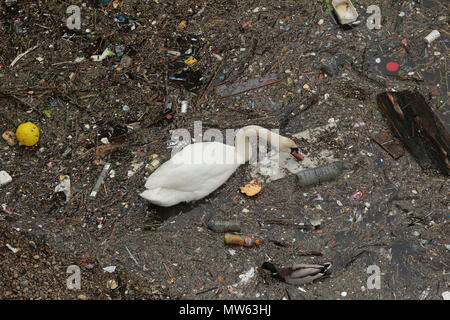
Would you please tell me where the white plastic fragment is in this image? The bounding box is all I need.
[181,101,188,113]
[238,267,255,284]
[103,266,116,273]
[424,30,440,44]
[166,50,181,56]
[332,0,358,25]
[442,291,450,300]
[127,162,144,177]
[419,288,430,300]
[54,175,71,201]
[6,243,19,253]
[91,48,112,61]
[0,171,12,186]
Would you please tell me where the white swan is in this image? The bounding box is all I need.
[139,125,303,207]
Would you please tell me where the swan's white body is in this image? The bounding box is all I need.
[140,126,298,207]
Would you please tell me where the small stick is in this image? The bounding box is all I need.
[196,287,218,295]
[101,222,119,246]
[125,246,140,267]
[162,262,174,283]
[10,44,39,67]
[196,52,228,108]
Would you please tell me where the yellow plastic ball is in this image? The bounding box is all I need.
[16,122,40,146]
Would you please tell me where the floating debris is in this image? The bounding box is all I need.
[372,130,405,160]
[215,74,280,97]
[240,179,262,196]
[207,220,241,233]
[90,163,111,198]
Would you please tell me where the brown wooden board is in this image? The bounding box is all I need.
[372,130,405,160]
[376,91,449,175]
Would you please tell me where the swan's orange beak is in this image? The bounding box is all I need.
[290,148,304,161]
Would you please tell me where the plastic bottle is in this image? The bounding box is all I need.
[224,233,260,247]
[207,220,241,233]
[295,161,349,187]
[145,154,163,175]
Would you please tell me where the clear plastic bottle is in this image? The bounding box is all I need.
[295,161,350,187]
[207,220,241,233]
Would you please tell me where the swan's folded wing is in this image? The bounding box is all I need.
[144,142,240,192]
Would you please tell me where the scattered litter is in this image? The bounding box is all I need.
[16,122,39,146]
[2,131,18,146]
[145,154,163,175]
[6,244,19,253]
[424,30,440,44]
[240,179,261,197]
[120,55,133,68]
[90,162,111,198]
[332,0,358,25]
[180,100,188,113]
[295,161,349,187]
[114,45,125,57]
[166,50,181,56]
[184,56,197,66]
[107,279,118,290]
[372,130,405,160]
[0,171,12,186]
[238,268,255,284]
[309,216,322,229]
[224,233,259,247]
[419,287,430,300]
[103,266,117,273]
[91,48,113,62]
[215,74,280,97]
[54,175,71,202]
[351,190,363,200]
[207,220,241,233]
[10,44,39,67]
[128,162,144,177]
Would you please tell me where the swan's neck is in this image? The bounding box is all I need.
[235,125,286,163]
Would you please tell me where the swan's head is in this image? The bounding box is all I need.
[280,137,304,161]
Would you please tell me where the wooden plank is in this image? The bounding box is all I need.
[372,130,405,159]
[376,91,449,175]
